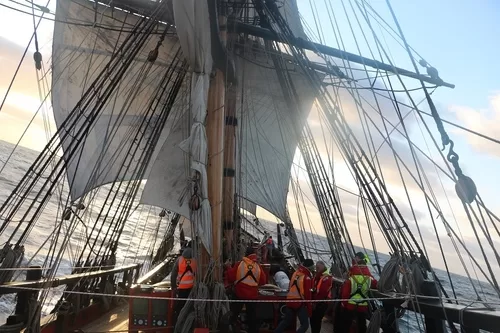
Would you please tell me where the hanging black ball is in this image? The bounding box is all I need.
[147,48,158,62]
[159,209,166,217]
[455,175,477,204]
[62,208,72,221]
[33,52,42,70]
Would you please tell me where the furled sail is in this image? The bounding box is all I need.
[170,0,214,254]
[51,0,180,200]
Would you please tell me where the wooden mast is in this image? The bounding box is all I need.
[222,84,237,260]
[204,11,228,281]
[205,72,224,280]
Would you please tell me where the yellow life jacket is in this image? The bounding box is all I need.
[347,274,371,307]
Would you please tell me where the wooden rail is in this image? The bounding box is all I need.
[137,257,175,285]
[0,263,141,294]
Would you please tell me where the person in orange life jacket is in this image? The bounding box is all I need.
[274,258,315,333]
[170,247,196,317]
[336,252,378,333]
[309,261,333,333]
[226,247,267,333]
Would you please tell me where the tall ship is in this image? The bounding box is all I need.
[0,0,498,332]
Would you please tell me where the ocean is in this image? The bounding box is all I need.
[0,139,497,331]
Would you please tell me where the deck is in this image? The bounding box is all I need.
[80,304,335,333]
[80,305,130,332]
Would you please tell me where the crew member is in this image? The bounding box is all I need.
[336,252,378,333]
[270,264,290,290]
[310,261,332,333]
[274,259,314,333]
[227,247,267,333]
[266,236,275,249]
[265,236,275,261]
[171,246,197,317]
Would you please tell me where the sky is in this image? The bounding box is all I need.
[1,0,500,286]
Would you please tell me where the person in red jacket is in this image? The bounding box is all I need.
[310,261,333,333]
[274,258,315,333]
[226,247,267,333]
[336,252,378,333]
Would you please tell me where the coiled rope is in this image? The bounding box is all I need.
[210,283,230,329]
[367,308,382,333]
[377,256,401,293]
[174,285,197,333]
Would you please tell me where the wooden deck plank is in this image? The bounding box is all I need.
[81,304,129,332]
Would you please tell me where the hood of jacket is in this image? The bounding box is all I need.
[297,264,312,277]
[244,253,258,262]
[348,264,372,277]
[181,247,193,259]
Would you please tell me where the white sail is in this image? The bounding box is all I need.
[140,108,191,219]
[51,0,180,200]
[278,0,307,39]
[235,45,320,220]
[239,198,257,216]
[51,0,312,223]
[142,48,320,222]
[245,0,307,39]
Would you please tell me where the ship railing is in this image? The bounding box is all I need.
[0,263,141,295]
[331,276,500,332]
[0,263,141,332]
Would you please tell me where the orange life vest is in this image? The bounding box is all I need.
[316,273,330,292]
[177,256,196,289]
[287,270,306,300]
[235,256,261,287]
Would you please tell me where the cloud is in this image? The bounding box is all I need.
[266,57,500,283]
[0,37,55,150]
[303,67,447,196]
[449,93,500,158]
[0,37,40,98]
